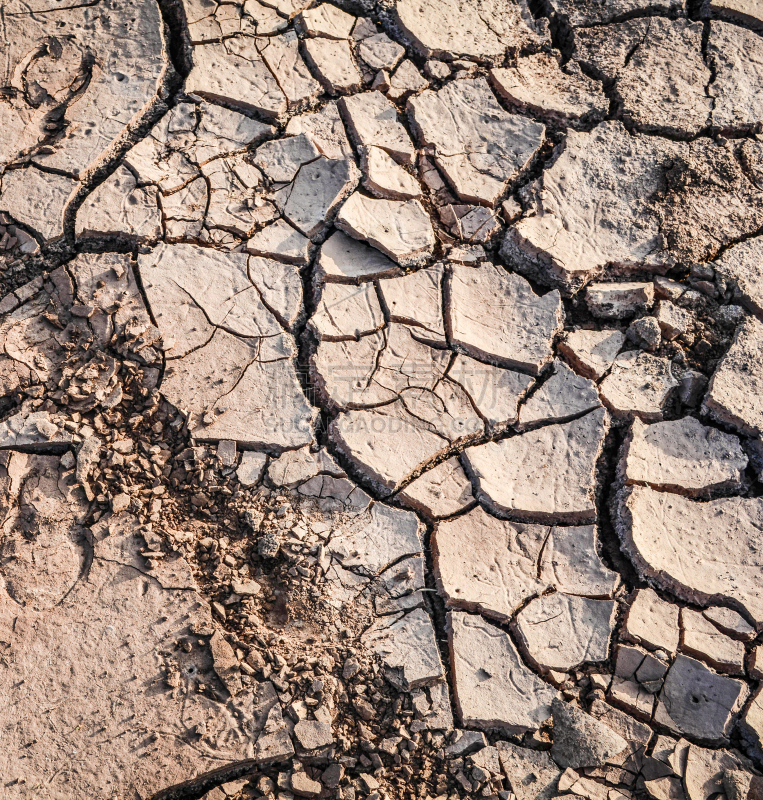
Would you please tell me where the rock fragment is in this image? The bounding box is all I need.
[335,193,435,266]
[599,351,679,422]
[514,593,617,671]
[655,655,748,743]
[558,329,626,380]
[448,612,559,734]
[587,283,655,319]
[627,316,662,351]
[620,417,747,496]
[618,487,763,625]
[550,697,628,769]
[490,54,607,124]
[703,316,763,437]
[0,411,71,451]
[408,77,545,206]
[655,301,691,341]
[445,729,487,758]
[463,408,608,524]
[294,720,334,750]
[209,630,243,696]
[446,263,563,375]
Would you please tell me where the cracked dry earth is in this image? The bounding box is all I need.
[8,1,763,800]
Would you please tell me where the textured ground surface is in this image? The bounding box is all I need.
[3,0,763,799]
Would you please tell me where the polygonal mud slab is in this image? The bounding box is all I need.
[397,457,475,518]
[432,507,550,622]
[446,262,563,375]
[599,350,680,422]
[448,611,559,734]
[393,0,549,59]
[335,192,435,266]
[619,416,747,496]
[515,593,617,672]
[503,122,763,294]
[681,608,746,675]
[517,360,601,429]
[186,39,287,119]
[463,408,609,524]
[329,400,451,495]
[712,235,763,318]
[137,243,315,449]
[703,316,763,437]
[339,91,416,164]
[433,508,619,622]
[0,453,253,798]
[707,21,763,133]
[310,323,451,410]
[655,655,748,744]
[501,122,676,294]
[575,19,711,138]
[408,77,545,207]
[617,486,763,625]
[490,54,607,125]
[550,696,629,769]
[558,329,626,380]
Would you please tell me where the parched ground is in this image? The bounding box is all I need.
[3,0,763,799]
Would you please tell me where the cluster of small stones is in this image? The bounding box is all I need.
[4,0,763,799]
